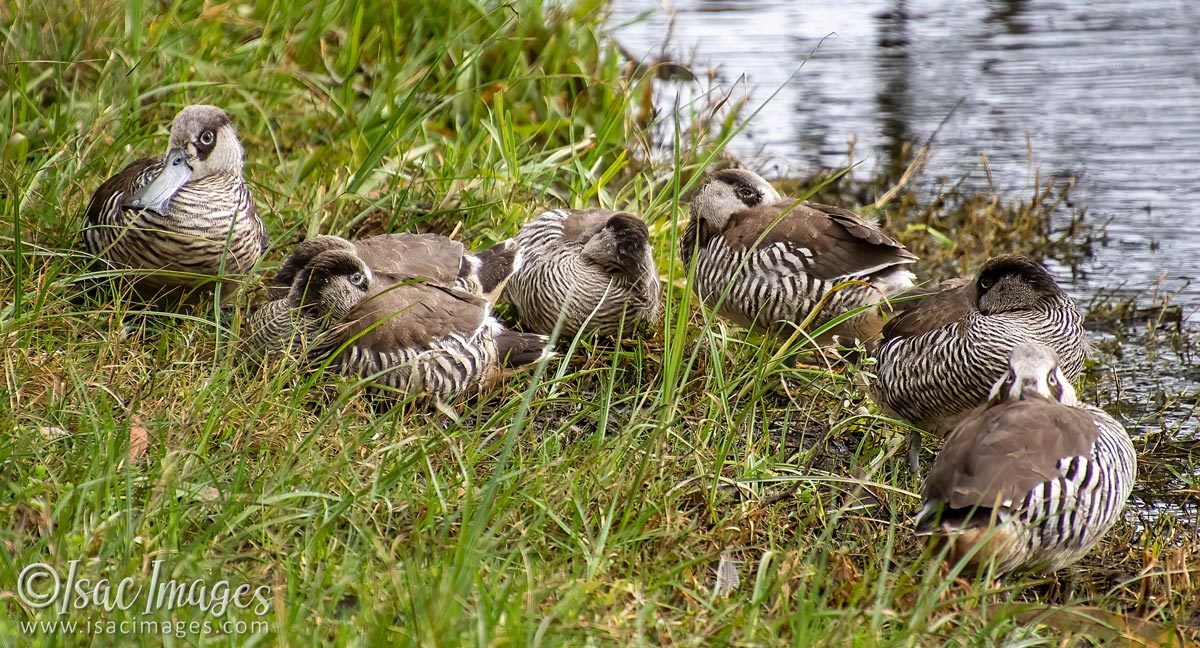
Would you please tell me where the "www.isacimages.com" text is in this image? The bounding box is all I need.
[20,618,270,639]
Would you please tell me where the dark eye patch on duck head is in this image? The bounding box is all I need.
[193,113,231,161]
[710,169,764,207]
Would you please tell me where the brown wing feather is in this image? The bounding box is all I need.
[807,202,900,246]
[723,201,916,280]
[341,273,487,352]
[82,157,162,228]
[879,277,975,339]
[351,233,466,284]
[924,398,1101,511]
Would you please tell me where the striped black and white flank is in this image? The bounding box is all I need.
[502,208,661,338]
[82,105,267,299]
[247,235,550,405]
[870,255,1087,435]
[682,168,917,344]
[334,317,510,399]
[915,343,1136,575]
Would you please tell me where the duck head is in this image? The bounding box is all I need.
[689,168,783,232]
[124,104,244,214]
[582,212,652,278]
[289,250,372,320]
[975,255,1064,315]
[987,342,1078,406]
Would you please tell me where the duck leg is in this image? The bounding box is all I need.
[907,429,923,473]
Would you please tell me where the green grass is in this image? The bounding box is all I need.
[2,0,1197,645]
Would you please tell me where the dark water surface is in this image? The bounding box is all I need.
[611,0,1200,312]
[611,0,1198,507]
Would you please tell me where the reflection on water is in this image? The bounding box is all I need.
[611,0,1199,501]
[611,0,1200,316]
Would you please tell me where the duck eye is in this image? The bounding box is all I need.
[199,130,215,146]
[349,272,367,289]
[735,186,757,200]
[1048,373,1059,387]
[979,277,994,291]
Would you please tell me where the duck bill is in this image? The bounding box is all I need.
[123,147,192,214]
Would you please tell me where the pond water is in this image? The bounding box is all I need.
[610,0,1200,314]
[610,0,1198,509]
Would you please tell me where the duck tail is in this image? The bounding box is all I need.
[495,330,553,369]
[471,239,522,302]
